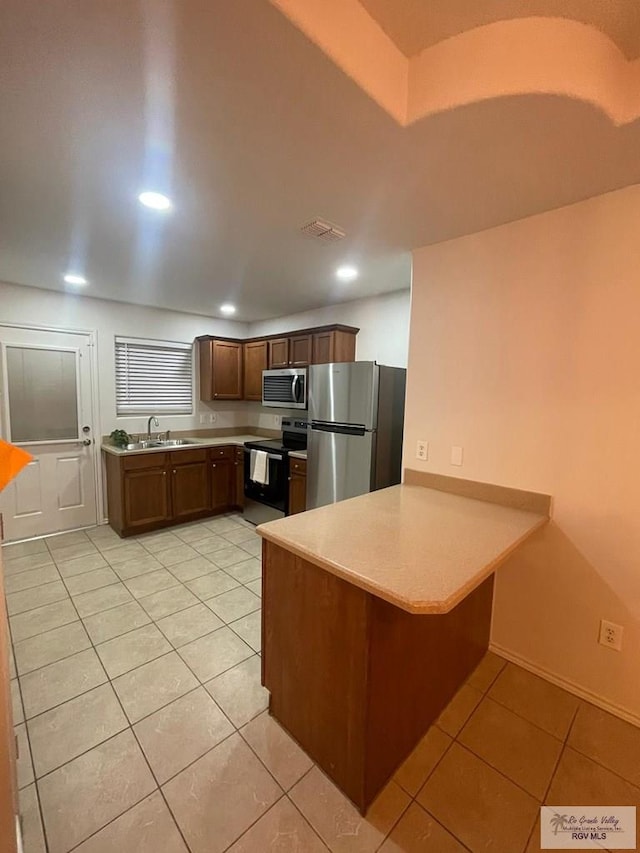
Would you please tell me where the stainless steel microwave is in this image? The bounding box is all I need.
[262,368,307,409]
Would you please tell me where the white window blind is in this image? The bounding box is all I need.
[115,337,193,415]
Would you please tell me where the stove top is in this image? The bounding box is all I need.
[244,439,288,454]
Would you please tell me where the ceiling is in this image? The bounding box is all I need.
[358,0,640,59]
[1,1,640,321]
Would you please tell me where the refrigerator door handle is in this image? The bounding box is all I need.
[311,421,368,437]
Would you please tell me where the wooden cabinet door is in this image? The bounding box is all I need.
[211,459,232,513]
[170,461,210,520]
[244,341,267,401]
[289,335,312,367]
[288,472,307,515]
[231,448,244,508]
[268,338,289,368]
[312,331,334,364]
[212,340,243,399]
[123,468,169,530]
[312,330,356,364]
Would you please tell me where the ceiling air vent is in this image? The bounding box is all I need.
[299,218,346,242]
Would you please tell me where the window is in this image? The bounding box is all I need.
[115,337,193,415]
[6,345,79,441]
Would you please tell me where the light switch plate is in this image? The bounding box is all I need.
[451,446,463,466]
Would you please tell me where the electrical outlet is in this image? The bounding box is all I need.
[416,440,428,461]
[209,413,216,424]
[599,619,623,651]
[273,414,281,428]
[199,413,207,425]
[451,445,464,466]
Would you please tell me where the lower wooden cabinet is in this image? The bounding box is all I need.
[231,447,244,509]
[105,444,245,537]
[170,450,210,520]
[288,456,307,515]
[123,467,170,531]
[210,458,232,514]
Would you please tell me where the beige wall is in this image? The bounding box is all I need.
[405,184,640,723]
[249,289,411,368]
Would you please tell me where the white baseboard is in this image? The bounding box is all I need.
[489,641,640,729]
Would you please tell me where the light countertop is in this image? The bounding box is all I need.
[101,434,265,456]
[258,484,547,614]
[288,450,307,460]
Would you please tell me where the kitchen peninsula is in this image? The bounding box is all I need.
[257,480,549,813]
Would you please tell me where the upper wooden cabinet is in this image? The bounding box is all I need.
[199,339,243,401]
[268,338,289,369]
[244,341,268,401]
[312,329,356,364]
[197,325,358,401]
[268,334,313,368]
[289,334,312,366]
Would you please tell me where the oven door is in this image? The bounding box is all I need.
[243,449,288,521]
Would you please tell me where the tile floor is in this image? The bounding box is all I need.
[3,514,640,852]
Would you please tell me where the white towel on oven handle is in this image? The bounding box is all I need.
[250,449,269,485]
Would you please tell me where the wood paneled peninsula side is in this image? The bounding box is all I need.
[257,480,549,813]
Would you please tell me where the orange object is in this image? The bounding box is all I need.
[0,440,32,492]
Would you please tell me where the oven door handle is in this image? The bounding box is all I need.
[245,450,283,462]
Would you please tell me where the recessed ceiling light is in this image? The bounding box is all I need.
[336,265,358,282]
[63,273,87,286]
[220,304,236,315]
[138,191,172,211]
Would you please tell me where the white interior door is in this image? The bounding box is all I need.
[0,326,98,542]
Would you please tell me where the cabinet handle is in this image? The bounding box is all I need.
[288,477,291,481]
[212,463,216,468]
[173,469,176,474]
[162,471,166,476]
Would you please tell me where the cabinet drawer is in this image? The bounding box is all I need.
[122,452,168,471]
[170,448,207,465]
[209,445,233,461]
[290,458,307,474]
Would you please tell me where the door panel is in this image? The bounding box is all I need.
[312,331,333,364]
[243,341,267,401]
[307,428,374,509]
[212,341,243,399]
[308,362,378,429]
[0,327,98,541]
[124,469,169,528]
[289,335,311,367]
[268,338,289,369]
[171,462,210,518]
[57,455,84,509]
[211,460,232,512]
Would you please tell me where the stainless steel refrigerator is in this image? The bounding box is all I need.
[307,361,406,509]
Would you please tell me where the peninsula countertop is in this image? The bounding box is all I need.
[258,484,548,614]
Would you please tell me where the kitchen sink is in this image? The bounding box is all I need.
[123,438,199,451]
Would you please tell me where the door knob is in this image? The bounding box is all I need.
[82,438,92,446]
[82,425,91,434]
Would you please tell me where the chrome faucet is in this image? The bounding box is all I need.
[147,415,159,441]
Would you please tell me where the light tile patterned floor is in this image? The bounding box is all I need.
[3,515,640,852]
